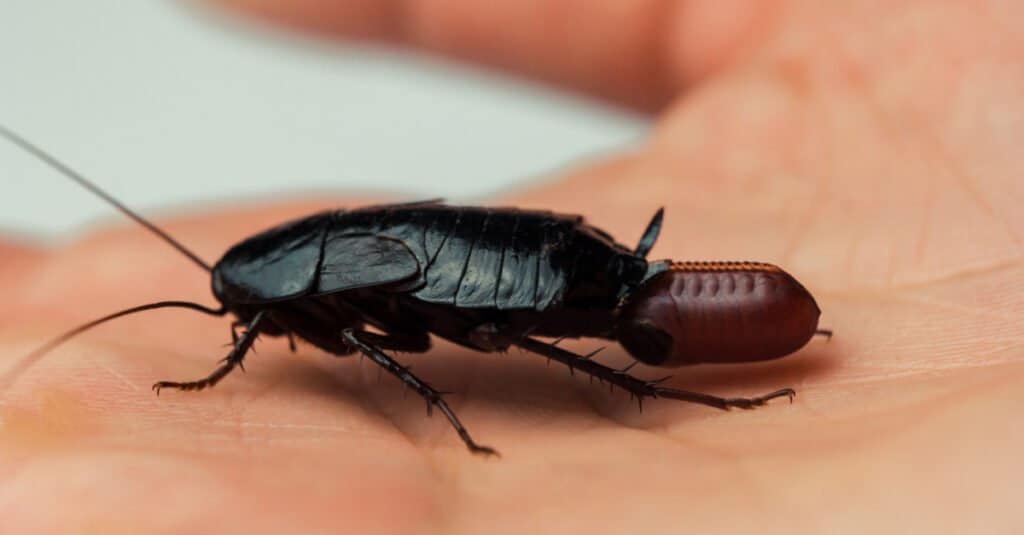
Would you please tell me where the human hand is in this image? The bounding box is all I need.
[2,2,1021,532]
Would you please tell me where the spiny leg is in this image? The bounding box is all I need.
[230,320,245,345]
[153,310,266,394]
[516,337,794,411]
[340,328,496,456]
[354,329,432,353]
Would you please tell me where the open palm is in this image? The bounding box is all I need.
[2,2,1021,532]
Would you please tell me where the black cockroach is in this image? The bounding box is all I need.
[3,125,831,456]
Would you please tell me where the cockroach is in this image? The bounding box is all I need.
[3,125,831,456]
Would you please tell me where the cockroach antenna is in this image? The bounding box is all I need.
[0,123,213,272]
[0,123,225,389]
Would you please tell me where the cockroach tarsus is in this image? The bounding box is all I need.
[2,124,832,456]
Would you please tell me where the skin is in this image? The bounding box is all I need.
[2,1,1022,532]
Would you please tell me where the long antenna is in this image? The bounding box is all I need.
[1,301,227,390]
[0,123,213,271]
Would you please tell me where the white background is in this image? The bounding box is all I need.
[1,1,647,240]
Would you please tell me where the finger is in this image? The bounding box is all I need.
[210,0,779,110]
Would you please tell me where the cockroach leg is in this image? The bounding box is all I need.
[230,320,245,345]
[287,332,297,353]
[516,337,795,412]
[153,310,266,394]
[654,387,795,410]
[815,329,833,340]
[340,328,497,457]
[350,330,431,353]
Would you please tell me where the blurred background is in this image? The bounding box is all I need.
[1,1,647,240]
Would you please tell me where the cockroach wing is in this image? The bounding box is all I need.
[212,212,332,303]
[316,233,421,294]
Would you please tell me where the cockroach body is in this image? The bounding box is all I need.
[4,125,829,456]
